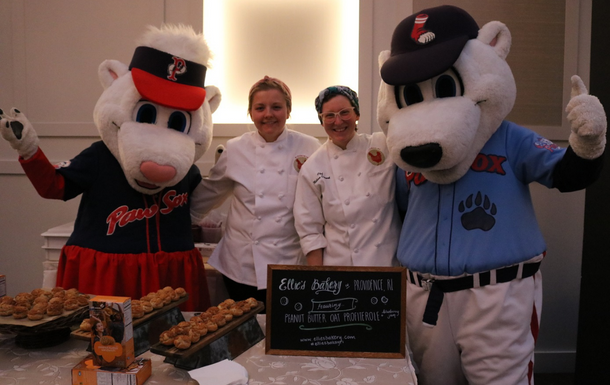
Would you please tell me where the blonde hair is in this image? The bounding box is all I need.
[248,76,292,117]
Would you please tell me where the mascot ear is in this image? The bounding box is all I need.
[376,50,397,134]
[98,60,129,90]
[477,21,511,60]
[205,86,222,113]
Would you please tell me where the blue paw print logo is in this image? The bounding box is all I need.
[458,192,497,231]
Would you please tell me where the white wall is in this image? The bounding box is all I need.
[0,0,592,372]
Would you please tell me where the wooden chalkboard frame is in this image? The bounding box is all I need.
[265,264,406,358]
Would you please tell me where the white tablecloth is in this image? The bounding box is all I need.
[0,314,417,385]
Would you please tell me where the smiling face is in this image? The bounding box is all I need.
[249,89,289,142]
[321,95,359,150]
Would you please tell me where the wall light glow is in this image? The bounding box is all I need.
[204,0,359,124]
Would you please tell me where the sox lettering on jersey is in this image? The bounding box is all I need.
[407,153,507,186]
[106,190,188,235]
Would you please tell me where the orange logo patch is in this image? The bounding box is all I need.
[367,148,385,166]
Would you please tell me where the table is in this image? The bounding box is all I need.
[0,315,417,385]
[233,315,417,385]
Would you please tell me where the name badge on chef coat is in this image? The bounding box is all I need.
[367,148,386,166]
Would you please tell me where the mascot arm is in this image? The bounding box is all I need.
[552,146,604,192]
[19,148,66,200]
[1,108,39,160]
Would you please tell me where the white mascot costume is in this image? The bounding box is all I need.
[1,25,221,311]
[377,5,606,384]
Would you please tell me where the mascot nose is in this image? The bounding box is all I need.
[400,143,443,168]
[140,161,177,183]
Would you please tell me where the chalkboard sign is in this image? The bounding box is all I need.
[265,264,406,358]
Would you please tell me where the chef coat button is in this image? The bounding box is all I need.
[372,218,378,223]
[278,169,284,174]
[259,193,264,198]
[275,217,281,222]
[257,216,262,220]
[375,243,381,248]
[339,176,344,181]
[344,199,350,205]
[259,168,265,173]
[354,248,360,253]
[273,241,278,246]
[366,192,371,197]
[278,193,285,199]
[358,172,361,176]
[334,155,339,160]
[254,240,259,245]
[350,224,355,229]
[261,144,265,148]
[278,145,283,150]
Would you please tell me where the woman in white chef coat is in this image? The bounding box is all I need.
[294,86,400,267]
[192,76,320,302]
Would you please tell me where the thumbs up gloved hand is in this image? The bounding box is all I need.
[566,75,607,159]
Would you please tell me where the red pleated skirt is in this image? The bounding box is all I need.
[56,245,211,311]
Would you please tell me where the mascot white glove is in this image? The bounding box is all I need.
[566,75,607,159]
[0,108,39,160]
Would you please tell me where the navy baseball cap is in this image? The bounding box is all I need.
[380,5,479,85]
[129,46,207,111]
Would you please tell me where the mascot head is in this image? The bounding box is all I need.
[93,24,221,194]
[377,5,516,184]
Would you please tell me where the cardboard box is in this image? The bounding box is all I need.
[0,274,6,298]
[89,295,135,368]
[72,356,151,385]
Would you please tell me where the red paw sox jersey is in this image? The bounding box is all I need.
[21,141,200,254]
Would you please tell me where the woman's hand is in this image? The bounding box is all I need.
[306,249,323,266]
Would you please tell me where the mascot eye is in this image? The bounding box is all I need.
[433,68,464,98]
[395,84,423,108]
[435,74,458,98]
[167,111,191,133]
[135,103,157,124]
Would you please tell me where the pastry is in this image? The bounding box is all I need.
[173,334,191,350]
[46,303,64,316]
[12,311,27,319]
[212,314,226,327]
[100,336,116,346]
[76,295,89,307]
[245,297,258,308]
[229,306,243,317]
[141,301,153,313]
[64,299,79,310]
[205,321,218,332]
[132,304,144,318]
[175,287,187,297]
[15,292,34,303]
[0,303,13,316]
[80,319,93,332]
[27,308,45,321]
[219,309,233,322]
[150,297,164,309]
[188,329,201,343]
[159,331,175,345]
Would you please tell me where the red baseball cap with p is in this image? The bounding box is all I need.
[380,5,479,86]
[129,46,207,111]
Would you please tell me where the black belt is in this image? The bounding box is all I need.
[408,261,541,326]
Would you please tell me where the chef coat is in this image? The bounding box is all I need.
[294,132,400,267]
[191,128,320,288]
